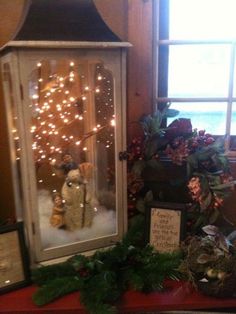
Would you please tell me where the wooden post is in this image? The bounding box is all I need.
[127,0,154,141]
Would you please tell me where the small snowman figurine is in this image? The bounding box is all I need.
[62,164,94,231]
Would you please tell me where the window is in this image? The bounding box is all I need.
[155,0,236,153]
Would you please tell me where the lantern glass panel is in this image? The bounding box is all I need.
[29,58,117,249]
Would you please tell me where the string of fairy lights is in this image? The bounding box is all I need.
[13,59,116,186]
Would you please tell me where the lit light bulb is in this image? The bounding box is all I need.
[97,75,102,80]
[70,61,75,67]
[51,159,56,165]
[37,62,42,67]
[111,119,116,126]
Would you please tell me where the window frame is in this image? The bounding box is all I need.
[154,0,236,156]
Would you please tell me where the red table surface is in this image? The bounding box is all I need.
[0,280,236,314]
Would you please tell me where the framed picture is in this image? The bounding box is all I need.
[146,201,186,253]
[0,221,31,294]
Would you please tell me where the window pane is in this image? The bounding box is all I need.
[168,0,236,40]
[231,103,236,136]
[167,103,227,135]
[29,58,117,249]
[233,55,236,98]
[230,102,236,149]
[168,45,230,98]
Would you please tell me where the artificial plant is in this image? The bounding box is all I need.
[127,107,235,233]
[32,217,182,314]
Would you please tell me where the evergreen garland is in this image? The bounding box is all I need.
[32,218,182,314]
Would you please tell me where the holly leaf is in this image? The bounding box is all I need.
[164,108,179,118]
[136,198,146,213]
[211,181,235,191]
[208,208,220,225]
[200,192,212,211]
[135,191,153,213]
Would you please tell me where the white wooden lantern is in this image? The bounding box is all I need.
[0,0,130,264]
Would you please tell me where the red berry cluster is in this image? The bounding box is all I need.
[127,137,144,164]
[189,130,215,151]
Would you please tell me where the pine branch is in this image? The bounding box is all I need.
[32,262,77,285]
[32,276,82,306]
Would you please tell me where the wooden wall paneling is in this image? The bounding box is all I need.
[127,0,153,141]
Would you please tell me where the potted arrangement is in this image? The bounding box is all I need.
[127,106,235,233]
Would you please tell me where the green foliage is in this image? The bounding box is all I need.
[33,276,82,306]
[128,108,234,237]
[186,137,228,178]
[135,190,153,214]
[32,262,76,285]
[139,105,178,160]
[32,220,182,314]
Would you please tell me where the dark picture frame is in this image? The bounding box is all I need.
[146,201,186,253]
[0,221,31,294]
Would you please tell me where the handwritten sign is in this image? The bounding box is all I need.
[149,207,181,253]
